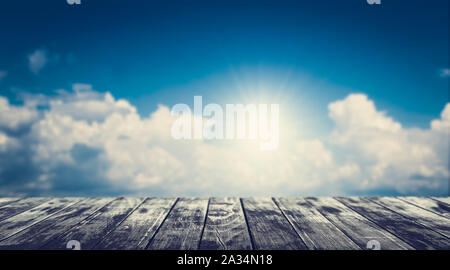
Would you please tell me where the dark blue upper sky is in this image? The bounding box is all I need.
[0,0,448,127]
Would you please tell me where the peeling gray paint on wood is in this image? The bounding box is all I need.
[0,198,51,222]
[242,197,308,250]
[397,197,450,219]
[275,197,360,250]
[0,198,21,208]
[432,197,450,205]
[146,198,209,250]
[41,197,144,250]
[368,197,450,238]
[0,198,114,249]
[336,197,449,250]
[305,197,413,250]
[199,197,252,250]
[0,198,80,241]
[95,198,177,250]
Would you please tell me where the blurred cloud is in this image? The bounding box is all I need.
[0,86,448,196]
[28,49,48,74]
[440,68,450,77]
[0,96,38,130]
[328,94,449,193]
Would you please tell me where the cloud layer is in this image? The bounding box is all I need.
[0,85,448,196]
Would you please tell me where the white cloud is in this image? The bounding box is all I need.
[48,84,136,122]
[0,132,19,152]
[0,96,38,130]
[28,49,48,74]
[431,103,450,132]
[328,94,449,193]
[328,94,401,133]
[440,68,450,77]
[0,87,448,196]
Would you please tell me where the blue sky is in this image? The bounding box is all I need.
[0,0,448,196]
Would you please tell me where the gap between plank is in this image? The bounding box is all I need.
[335,197,423,249]
[144,198,180,250]
[430,197,450,206]
[197,198,211,250]
[396,197,450,220]
[0,198,53,223]
[366,197,450,240]
[0,198,86,243]
[37,197,117,249]
[239,198,255,250]
[135,198,178,248]
[271,198,308,249]
[302,198,362,250]
[92,197,149,249]
[0,198,23,209]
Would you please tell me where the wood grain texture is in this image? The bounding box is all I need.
[368,197,450,238]
[336,197,450,250]
[0,198,114,249]
[432,197,450,205]
[199,197,252,250]
[95,198,177,250]
[0,198,21,208]
[0,197,448,250]
[305,197,412,250]
[0,198,79,241]
[147,198,209,250]
[41,197,144,250]
[397,197,450,219]
[275,198,360,250]
[0,198,50,222]
[242,197,307,250]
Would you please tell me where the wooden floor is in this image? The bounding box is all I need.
[0,197,448,250]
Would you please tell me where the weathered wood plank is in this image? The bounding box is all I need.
[41,197,144,250]
[397,197,450,219]
[275,198,360,250]
[432,197,450,205]
[0,198,50,222]
[199,197,252,250]
[0,198,79,241]
[95,198,177,250]
[305,197,412,250]
[0,198,22,208]
[0,198,114,249]
[147,198,208,250]
[368,197,450,238]
[241,197,307,250]
[336,197,450,250]
[0,196,447,250]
